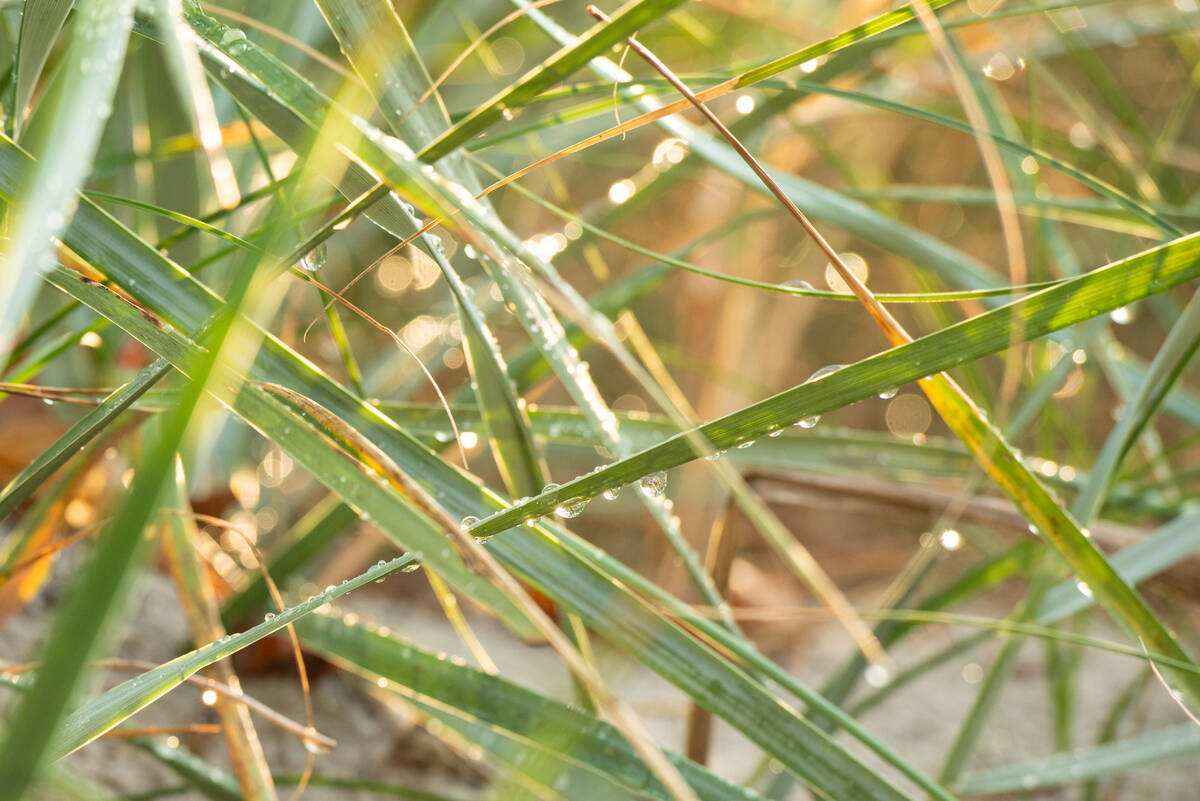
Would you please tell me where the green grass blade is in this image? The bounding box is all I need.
[956,723,1200,794]
[1038,509,1200,624]
[10,0,75,137]
[1072,291,1200,523]
[0,0,136,360]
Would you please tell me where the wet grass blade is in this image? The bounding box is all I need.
[219,495,358,628]
[0,0,136,360]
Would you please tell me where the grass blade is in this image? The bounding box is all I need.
[956,723,1200,794]
[0,0,136,360]
[10,0,75,136]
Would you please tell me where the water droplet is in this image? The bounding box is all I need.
[542,482,560,494]
[864,664,890,688]
[1076,581,1093,598]
[460,515,479,530]
[300,243,327,272]
[705,449,727,460]
[303,727,330,754]
[939,529,963,550]
[878,386,899,400]
[1110,305,1133,325]
[602,486,621,500]
[400,562,420,573]
[782,279,815,291]
[554,497,588,519]
[794,416,819,429]
[323,585,336,593]
[768,428,784,438]
[376,560,386,567]
[736,440,755,449]
[264,612,276,622]
[638,472,667,497]
[807,364,845,382]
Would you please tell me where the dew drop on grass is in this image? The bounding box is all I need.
[807,364,844,382]
[460,515,479,530]
[555,497,588,519]
[1076,581,1093,598]
[794,416,819,429]
[299,242,327,272]
[264,612,276,622]
[602,486,621,500]
[303,728,331,755]
[736,440,755,449]
[639,471,667,497]
[782,279,815,291]
[768,428,783,438]
[878,386,899,400]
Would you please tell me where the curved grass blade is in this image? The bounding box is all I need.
[1072,291,1200,524]
[1038,508,1200,624]
[0,0,136,362]
[10,0,76,137]
[0,357,170,522]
